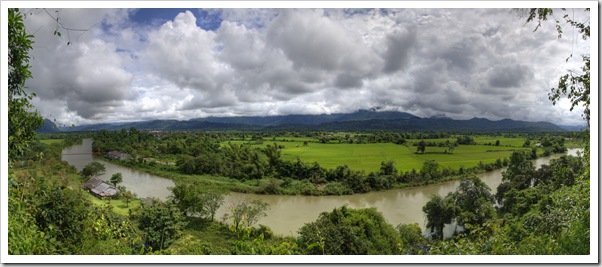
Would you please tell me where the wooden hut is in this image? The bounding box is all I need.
[82,177,120,198]
[106,151,132,161]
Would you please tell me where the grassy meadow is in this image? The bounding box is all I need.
[223,135,534,173]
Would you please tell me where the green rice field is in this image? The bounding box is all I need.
[223,136,534,173]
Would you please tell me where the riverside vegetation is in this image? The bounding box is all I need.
[89,129,576,196]
[9,132,588,254]
[7,8,590,256]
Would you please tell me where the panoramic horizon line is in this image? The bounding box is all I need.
[53,109,583,128]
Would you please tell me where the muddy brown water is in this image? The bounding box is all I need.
[63,139,580,236]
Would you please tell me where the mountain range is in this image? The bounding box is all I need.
[37,110,575,133]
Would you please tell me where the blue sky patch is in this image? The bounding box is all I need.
[130,8,223,31]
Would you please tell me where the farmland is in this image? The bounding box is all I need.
[222,135,534,173]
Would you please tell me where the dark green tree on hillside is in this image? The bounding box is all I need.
[81,161,106,178]
[170,183,226,220]
[449,176,495,229]
[422,194,455,240]
[136,199,187,252]
[298,206,402,255]
[396,223,428,254]
[416,140,426,154]
[8,8,43,159]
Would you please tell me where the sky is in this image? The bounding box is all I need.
[17,4,591,127]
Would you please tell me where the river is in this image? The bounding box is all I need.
[62,139,175,200]
[62,139,580,236]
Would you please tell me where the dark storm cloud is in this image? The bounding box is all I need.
[334,73,364,89]
[487,63,534,88]
[440,37,478,71]
[383,27,417,73]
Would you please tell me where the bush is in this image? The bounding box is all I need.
[323,182,353,195]
[298,206,402,255]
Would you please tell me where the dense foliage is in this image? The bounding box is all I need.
[8,143,143,255]
[427,153,588,255]
[8,8,43,159]
[89,127,574,197]
[133,199,187,252]
[298,206,402,255]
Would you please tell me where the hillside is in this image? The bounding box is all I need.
[35,119,61,133]
[61,110,565,133]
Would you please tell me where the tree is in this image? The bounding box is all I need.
[169,183,202,216]
[420,160,440,180]
[81,161,106,178]
[502,151,535,190]
[225,199,270,236]
[110,172,123,188]
[200,191,226,221]
[449,176,495,228]
[34,187,94,251]
[263,143,282,171]
[447,142,456,154]
[8,8,43,159]
[170,183,226,220]
[298,206,402,255]
[396,223,428,255]
[522,138,531,148]
[422,194,455,240]
[121,190,134,208]
[416,140,426,154]
[136,199,187,252]
[379,160,397,176]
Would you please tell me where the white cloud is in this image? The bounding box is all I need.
[21,7,590,127]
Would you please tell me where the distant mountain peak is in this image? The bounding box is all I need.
[36,118,61,133]
[430,113,451,119]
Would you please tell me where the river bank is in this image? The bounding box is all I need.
[63,139,581,236]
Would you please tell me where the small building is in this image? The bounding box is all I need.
[82,177,120,198]
[107,151,132,161]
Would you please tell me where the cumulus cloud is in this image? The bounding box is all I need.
[21,7,589,126]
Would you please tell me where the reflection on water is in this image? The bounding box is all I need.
[63,140,580,236]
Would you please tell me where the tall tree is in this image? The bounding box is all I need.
[200,191,226,221]
[8,8,43,159]
[449,176,495,229]
[422,194,455,240]
[110,172,123,188]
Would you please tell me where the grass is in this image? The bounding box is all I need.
[222,137,532,173]
[84,193,142,216]
[40,139,63,145]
